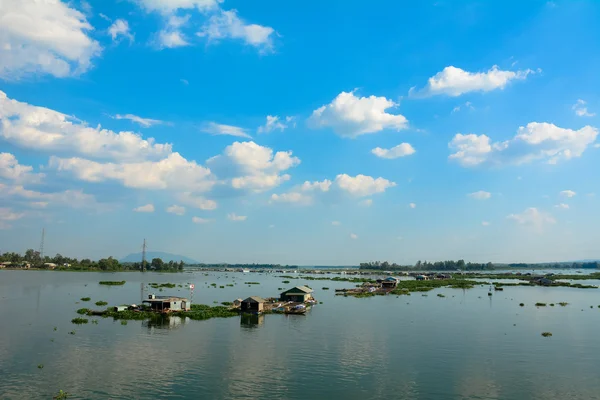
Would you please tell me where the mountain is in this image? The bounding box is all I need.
[120,252,199,264]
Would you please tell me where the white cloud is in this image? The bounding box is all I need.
[136,0,220,14]
[507,207,556,231]
[0,0,102,79]
[560,190,576,198]
[409,203,416,209]
[413,65,535,97]
[134,204,155,213]
[227,212,246,221]
[192,216,212,224]
[99,13,111,22]
[207,141,300,192]
[0,153,44,183]
[177,192,217,210]
[468,190,491,200]
[587,193,595,197]
[257,115,289,133]
[449,122,598,167]
[309,91,408,138]
[0,91,172,162]
[301,180,332,192]
[0,207,24,229]
[572,99,595,117]
[359,199,373,207]
[270,192,312,206]
[481,221,490,226]
[371,143,416,159]
[108,19,134,42]
[554,203,569,209]
[268,224,275,228]
[350,233,358,240]
[203,122,251,139]
[166,204,185,215]
[198,9,275,51]
[0,184,97,209]
[335,174,396,197]
[113,114,164,128]
[452,101,474,113]
[29,201,48,208]
[49,153,214,191]
[331,221,341,226]
[158,30,189,48]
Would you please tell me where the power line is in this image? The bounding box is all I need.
[39,228,45,262]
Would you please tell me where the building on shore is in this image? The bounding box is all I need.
[280,286,314,302]
[241,296,266,314]
[381,277,399,288]
[142,294,191,312]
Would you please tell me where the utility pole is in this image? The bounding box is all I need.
[39,228,45,264]
[141,238,147,272]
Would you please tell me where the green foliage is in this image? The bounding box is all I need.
[91,320,98,324]
[322,287,330,290]
[519,303,525,307]
[68,331,75,335]
[149,283,176,289]
[71,318,88,324]
[95,301,108,306]
[245,282,260,285]
[99,281,125,285]
[120,320,127,325]
[559,302,569,306]
[38,364,44,369]
[360,259,494,271]
[76,308,90,315]
[437,293,445,298]
[53,390,70,399]
[541,332,553,337]
[80,297,91,302]
[221,301,233,306]
[282,280,290,284]
[535,303,547,307]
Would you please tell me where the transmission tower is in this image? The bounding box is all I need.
[142,238,147,272]
[39,228,45,263]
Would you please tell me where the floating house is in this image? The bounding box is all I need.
[381,277,399,288]
[142,294,191,312]
[415,275,428,281]
[233,298,243,308]
[241,296,266,314]
[280,286,314,302]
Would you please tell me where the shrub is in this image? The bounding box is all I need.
[99,281,125,286]
[76,308,90,315]
[95,301,108,306]
[80,297,91,302]
[71,318,88,324]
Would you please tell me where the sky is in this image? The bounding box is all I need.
[0,0,599,265]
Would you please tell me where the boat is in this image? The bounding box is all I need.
[285,304,307,315]
[494,286,504,291]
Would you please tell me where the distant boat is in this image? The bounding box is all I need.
[242,269,250,273]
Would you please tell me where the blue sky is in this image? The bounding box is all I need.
[1,0,599,265]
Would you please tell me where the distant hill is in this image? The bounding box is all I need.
[120,252,199,264]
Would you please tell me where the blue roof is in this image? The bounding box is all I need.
[384,277,398,281]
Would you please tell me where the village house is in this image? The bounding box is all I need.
[43,262,57,269]
[142,294,191,312]
[241,296,266,314]
[280,286,314,302]
[380,277,399,288]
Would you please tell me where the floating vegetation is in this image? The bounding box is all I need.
[278,287,283,290]
[38,364,44,369]
[76,308,90,315]
[210,283,217,287]
[120,320,127,326]
[221,301,233,306]
[53,327,57,331]
[68,331,75,335]
[559,302,569,307]
[541,332,553,337]
[71,318,88,324]
[149,283,176,289]
[226,284,234,287]
[322,287,330,290]
[437,294,446,298]
[519,303,525,307]
[550,303,555,306]
[245,282,260,285]
[535,303,547,307]
[80,297,91,302]
[99,281,125,286]
[219,286,225,289]
[91,320,98,324]
[95,301,108,306]
[53,390,70,399]
[282,280,290,284]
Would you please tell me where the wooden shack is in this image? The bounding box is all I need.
[241,296,266,314]
[381,277,399,288]
[142,294,190,312]
[280,286,314,302]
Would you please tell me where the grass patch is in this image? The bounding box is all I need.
[95,301,108,306]
[80,297,91,302]
[76,308,90,315]
[71,318,88,324]
[541,332,553,337]
[99,281,125,286]
[535,303,547,307]
[559,302,569,307]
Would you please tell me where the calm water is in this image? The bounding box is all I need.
[1,270,600,400]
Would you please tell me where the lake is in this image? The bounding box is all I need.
[1,270,600,399]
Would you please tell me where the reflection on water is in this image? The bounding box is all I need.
[240,313,265,328]
[1,270,600,400]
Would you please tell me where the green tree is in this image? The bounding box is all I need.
[151,257,164,270]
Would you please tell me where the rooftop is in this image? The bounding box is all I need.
[243,296,266,303]
[281,286,314,294]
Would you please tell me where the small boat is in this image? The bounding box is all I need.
[285,304,307,315]
[494,286,504,291]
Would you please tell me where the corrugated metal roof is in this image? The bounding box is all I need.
[243,296,266,303]
[281,286,314,294]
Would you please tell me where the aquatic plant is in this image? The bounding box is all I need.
[550,303,555,306]
[437,294,445,298]
[38,364,44,369]
[221,301,233,306]
[559,302,569,307]
[322,287,330,290]
[245,282,260,285]
[535,303,547,307]
[53,327,57,331]
[519,303,524,307]
[68,331,75,335]
[80,297,91,302]
[541,332,553,337]
[53,390,70,399]
[120,320,127,325]
[95,301,108,306]
[99,281,125,285]
[149,283,176,289]
[282,280,290,284]
[76,308,90,315]
[71,318,88,324]
[91,320,98,324]
[220,286,225,289]
[226,284,234,287]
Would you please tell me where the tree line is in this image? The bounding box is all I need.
[359,260,495,271]
[189,263,298,269]
[0,250,184,272]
